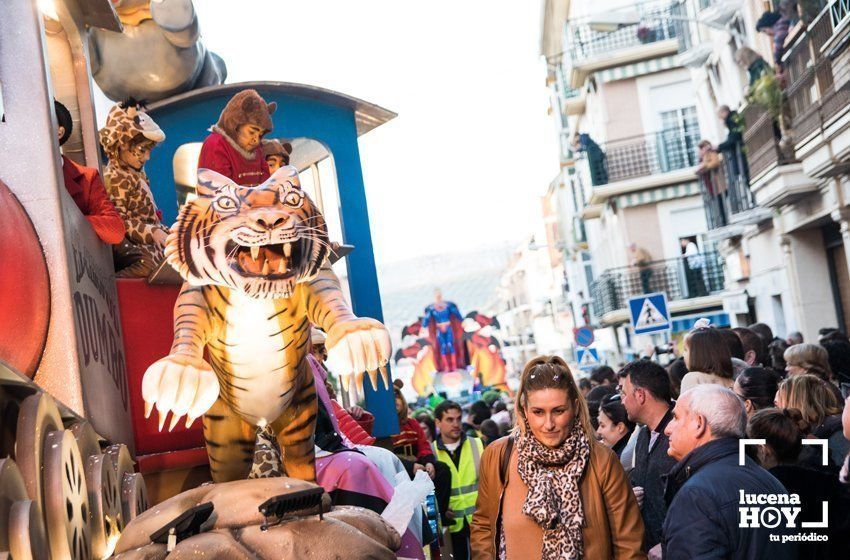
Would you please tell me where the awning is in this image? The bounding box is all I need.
[671,312,730,333]
[614,181,700,208]
[593,55,680,83]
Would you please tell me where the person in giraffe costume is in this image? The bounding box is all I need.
[99,99,169,277]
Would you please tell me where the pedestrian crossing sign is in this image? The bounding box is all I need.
[629,292,672,335]
[576,347,601,371]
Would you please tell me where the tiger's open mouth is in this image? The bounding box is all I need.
[226,239,303,278]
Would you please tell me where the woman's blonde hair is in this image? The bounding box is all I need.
[734,46,762,68]
[777,374,841,427]
[515,355,595,441]
[784,343,832,380]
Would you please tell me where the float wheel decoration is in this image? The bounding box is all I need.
[9,499,49,560]
[84,453,122,559]
[43,430,91,560]
[70,422,102,465]
[120,473,148,524]
[0,458,28,550]
[106,444,148,523]
[0,458,48,560]
[14,393,63,513]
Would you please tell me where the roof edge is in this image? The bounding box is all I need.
[148,81,397,137]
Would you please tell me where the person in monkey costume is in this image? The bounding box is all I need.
[198,89,277,186]
[262,138,293,175]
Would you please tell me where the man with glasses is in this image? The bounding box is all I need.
[618,359,677,552]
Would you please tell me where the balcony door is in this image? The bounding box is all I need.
[658,106,700,173]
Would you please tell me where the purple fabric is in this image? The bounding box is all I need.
[316,451,425,559]
[308,354,353,447]
[310,355,425,558]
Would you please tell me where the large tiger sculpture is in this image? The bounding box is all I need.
[141,166,391,482]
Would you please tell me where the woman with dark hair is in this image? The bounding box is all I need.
[747,408,850,559]
[680,327,734,393]
[718,328,749,377]
[666,356,688,397]
[596,394,636,459]
[585,384,617,430]
[767,339,789,375]
[390,379,439,477]
[471,356,643,559]
[414,410,437,443]
[590,365,617,387]
[733,367,780,416]
[821,338,850,384]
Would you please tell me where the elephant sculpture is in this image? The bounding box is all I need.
[89,0,227,102]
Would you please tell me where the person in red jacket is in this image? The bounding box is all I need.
[54,101,125,244]
[198,89,276,186]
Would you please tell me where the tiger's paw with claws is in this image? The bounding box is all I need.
[326,318,392,400]
[141,354,220,432]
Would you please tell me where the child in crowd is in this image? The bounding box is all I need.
[99,99,168,277]
[199,89,276,185]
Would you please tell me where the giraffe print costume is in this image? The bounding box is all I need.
[99,100,169,278]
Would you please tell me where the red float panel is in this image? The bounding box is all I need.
[0,180,50,377]
[116,279,205,455]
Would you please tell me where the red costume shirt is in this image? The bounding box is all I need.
[197,132,270,186]
[62,156,126,244]
[392,417,436,465]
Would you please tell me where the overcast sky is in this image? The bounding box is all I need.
[195,1,560,264]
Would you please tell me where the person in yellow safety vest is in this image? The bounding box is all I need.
[433,400,484,560]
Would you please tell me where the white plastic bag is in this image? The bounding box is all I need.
[380,470,435,537]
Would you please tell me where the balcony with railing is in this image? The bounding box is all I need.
[784,5,850,152]
[590,252,725,320]
[576,127,700,199]
[562,1,684,86]
[740,101,794,172]
[697,143,769,234]
[740,99,817,207]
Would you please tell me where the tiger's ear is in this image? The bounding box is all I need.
[266,165,301,190]
[196,168,235,197]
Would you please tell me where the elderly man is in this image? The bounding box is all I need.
[658,385,797,560]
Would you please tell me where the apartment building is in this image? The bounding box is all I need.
[680,0,850,342]
[542,0,732,360]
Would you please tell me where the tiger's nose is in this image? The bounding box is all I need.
[256,216,287,230]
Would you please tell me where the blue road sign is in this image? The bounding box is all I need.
[629,292,672,335]
[575,326,595,347]
[577,347,601,371]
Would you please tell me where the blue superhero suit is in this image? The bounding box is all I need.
[422,301,463,370]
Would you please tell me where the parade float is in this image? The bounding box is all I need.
[396,295,508,400]
[0,1,410,558]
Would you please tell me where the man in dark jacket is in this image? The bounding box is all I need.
[572,132,609,186]
[660,384,797,559]
[618,359,677,551]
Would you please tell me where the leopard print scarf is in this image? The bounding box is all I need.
[516,421,590,560]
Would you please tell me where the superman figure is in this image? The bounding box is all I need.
[422,289,465,372]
